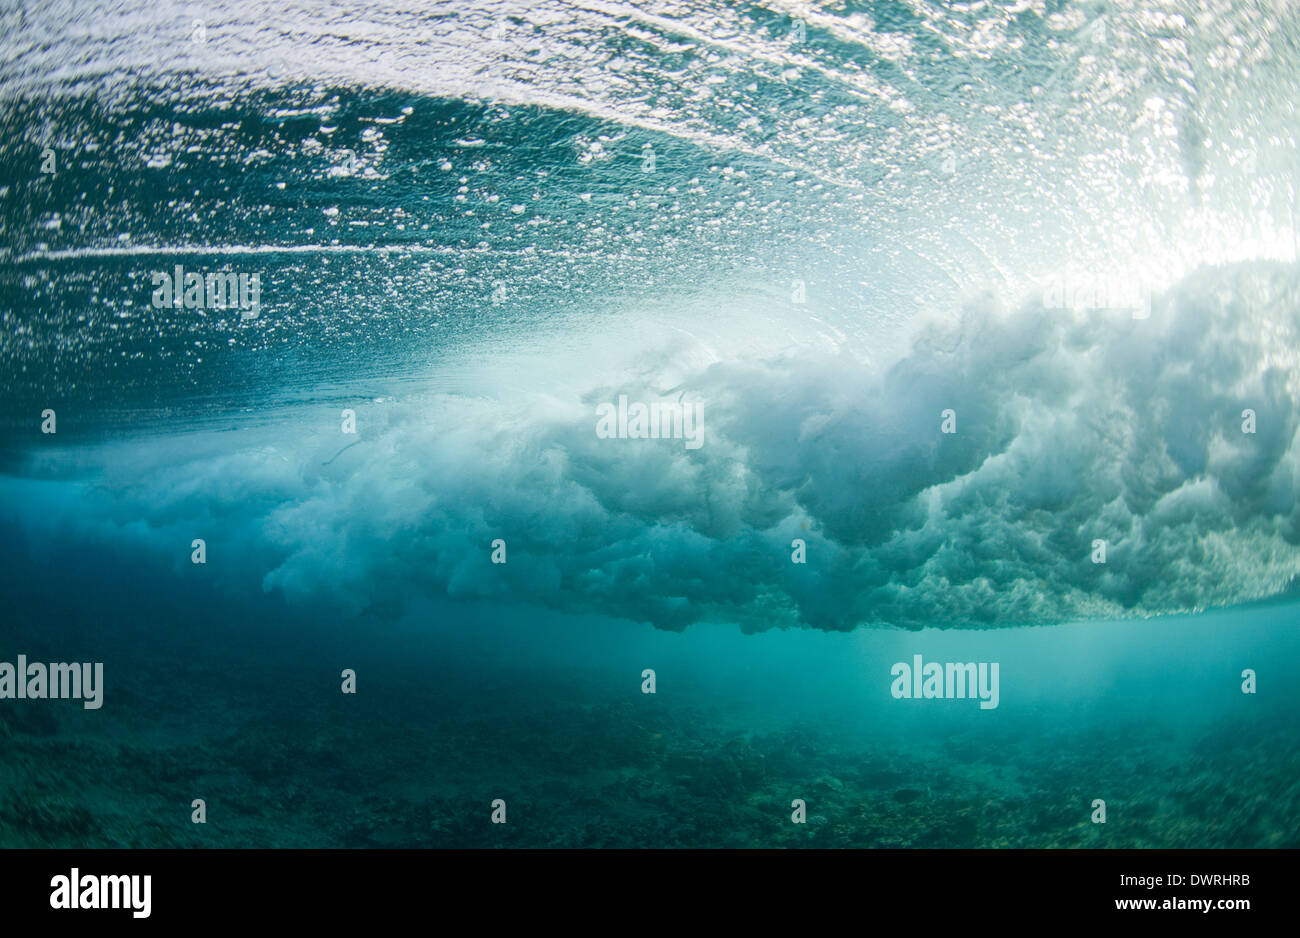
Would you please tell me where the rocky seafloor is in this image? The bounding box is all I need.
[2,608,1295,849]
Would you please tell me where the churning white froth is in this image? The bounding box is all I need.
[6,261,1300,631]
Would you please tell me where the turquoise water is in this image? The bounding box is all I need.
[1,1,1299,847]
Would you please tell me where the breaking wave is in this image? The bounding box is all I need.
[3,0,1300,630]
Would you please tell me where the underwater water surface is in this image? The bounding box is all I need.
[1,0,1299,848]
